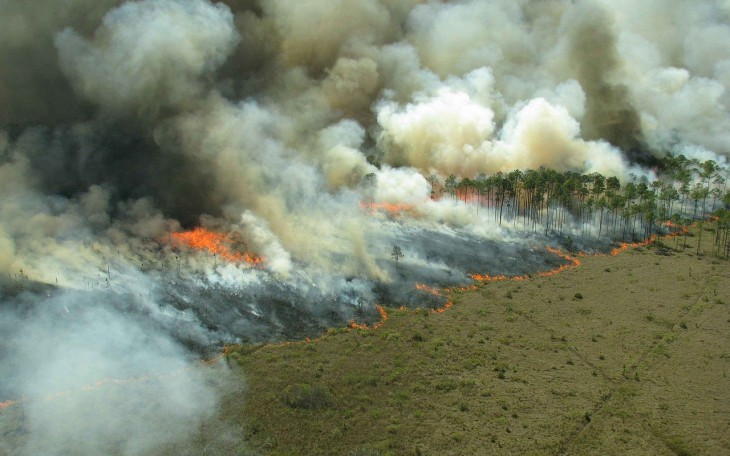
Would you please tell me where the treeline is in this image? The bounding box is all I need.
[427,155,730,256]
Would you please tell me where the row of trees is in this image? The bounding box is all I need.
[427,155,729,254]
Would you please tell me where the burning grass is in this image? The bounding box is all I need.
[218,227,729,455]
[359,202,415,215]
[2,227,728,455]
[170,227,264,266]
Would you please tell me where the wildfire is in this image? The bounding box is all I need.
[360,202,414,215]
[414,281,481,314]
[170,227,264,266]
[348,304,389,330]
[415,283,443,297]
[470,246,581,283]
[0,399,18,409]
[470,272,516,282]
[609,236,656,256]
[348,320,369,330]
[432,300,453,314]
[6,228,682,413]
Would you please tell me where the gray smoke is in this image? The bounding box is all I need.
[2,0,730,454]
[0,290,219,456]
[556,1,645,156]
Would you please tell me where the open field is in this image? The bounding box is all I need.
[223,230,729,455]
[1,229,728,456]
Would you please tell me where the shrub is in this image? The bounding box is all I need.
[281,383,334,409]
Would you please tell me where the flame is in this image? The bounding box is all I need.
[470,246,581,283]
[170,227,264,266]
[415,283,443,297]
[432,300,453,314]
[271,306,391,349]
[609,236,656,256]
[348,304,389,330]
[0,399,18,409]
[6,229,681,412]
[360,202,414,215]
[415,281,481,314]
[660,221,691,236]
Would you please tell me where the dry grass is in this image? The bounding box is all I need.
[1,230,728,456]
[224,231,730,455]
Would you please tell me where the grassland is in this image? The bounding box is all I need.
[1,229,728,456]
[220,230,729,456]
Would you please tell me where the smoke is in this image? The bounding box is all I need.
[2,0,730,453]
[376,70,629,177]
[55,0,240,119]
[239,210,292,276]
[0,290,218,456]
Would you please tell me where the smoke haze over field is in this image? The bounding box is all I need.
[1,0,730,453]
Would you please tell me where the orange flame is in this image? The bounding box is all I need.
[7,228,678,414]
[415,283,443,297]
[470,246,581,283]
[660,221,691,236]
[432,300,453,314]
[360,202,414,215]
[609,236,655,256]
[348,304,389,330]
[171,227,264,266]
[0,399,18,409]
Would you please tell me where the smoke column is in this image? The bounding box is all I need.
[1,0,729,453]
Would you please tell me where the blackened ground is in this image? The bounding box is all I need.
[156,227,575,347]
[0,227,596,358]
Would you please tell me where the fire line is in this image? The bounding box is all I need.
[0,232,676,411]
[170,227,264,266]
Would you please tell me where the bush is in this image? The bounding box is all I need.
[281,383,334,409]
[574,292,584,300]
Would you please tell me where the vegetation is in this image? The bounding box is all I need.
[430,156,729,251]
[4,160,728,455]
[391,245,404,261]
[391,245,404,270]
[210,228,729,456]
[281,383,335,410]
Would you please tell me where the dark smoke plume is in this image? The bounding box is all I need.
[559,1,646,155]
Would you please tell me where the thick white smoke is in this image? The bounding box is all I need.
[376,69,629,177]
[1,292,219,456]
[55,0,239,117]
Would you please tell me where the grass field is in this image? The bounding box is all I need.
[1,229,728,456]
[219,230,729,456]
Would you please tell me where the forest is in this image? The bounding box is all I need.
[416,155,730,256]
